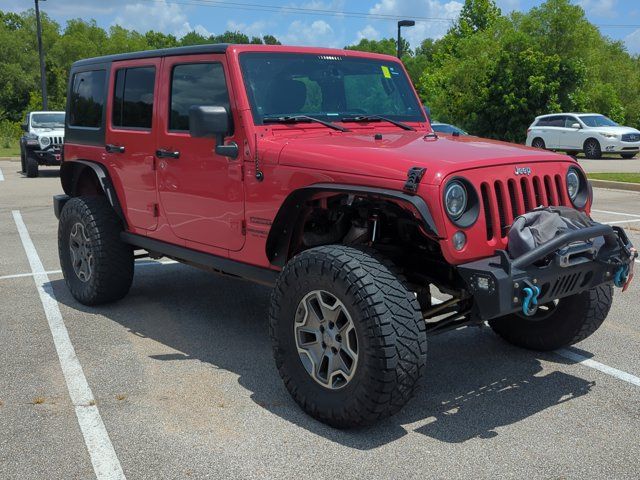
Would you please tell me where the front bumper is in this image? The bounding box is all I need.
[600,138,640,153]
[457,224,636,321]
[32,147,63,165]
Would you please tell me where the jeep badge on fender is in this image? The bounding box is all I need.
[53,44,636,428]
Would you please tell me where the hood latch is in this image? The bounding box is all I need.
[404,167,426,194]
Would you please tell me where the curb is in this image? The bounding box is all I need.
[589,179,640,193]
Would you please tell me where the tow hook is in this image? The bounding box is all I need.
[521,285,541,317]
[614,264,630,288]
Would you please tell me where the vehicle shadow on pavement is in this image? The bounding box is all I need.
[14,170,60,178]
[49,263,595,448]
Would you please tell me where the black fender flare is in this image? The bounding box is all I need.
[265,183,439,267]
[60,160,127,225]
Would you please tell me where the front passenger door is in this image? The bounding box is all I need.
[155,55,245,251]
[563,116,583,150]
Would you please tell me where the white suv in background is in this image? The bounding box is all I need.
[526,113,640,159]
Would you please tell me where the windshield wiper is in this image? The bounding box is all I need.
[263,115,350,132]
[340,115,415,131]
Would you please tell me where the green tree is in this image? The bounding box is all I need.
[455,0,502,36]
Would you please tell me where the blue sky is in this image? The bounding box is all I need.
[3,0,640,53]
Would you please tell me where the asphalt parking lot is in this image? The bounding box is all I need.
[1,158,639,479]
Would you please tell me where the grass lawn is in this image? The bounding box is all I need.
[588,172,640,184]
[0,146,20,157]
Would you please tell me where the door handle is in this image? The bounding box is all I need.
[105,144,125,153]
[156,149,180,159]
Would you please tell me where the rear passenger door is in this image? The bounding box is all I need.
[536,116,563,149]
[106,59,160,230]
[155,54,245,251]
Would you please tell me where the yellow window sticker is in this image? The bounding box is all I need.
[381,65,392,79]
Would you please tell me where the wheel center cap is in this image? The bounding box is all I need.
[323,330,339,349]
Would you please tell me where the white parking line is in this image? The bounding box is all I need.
[431,296,640,388]
[604,219,640,225]
[592,209,640,218]
[0,269,62,280]
[0,167,4,181]
[12,211,126,480]
[557,348,640,387]
[0,259,179,281]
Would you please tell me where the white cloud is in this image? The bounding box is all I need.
[369,0,463,47]
[283,19,338,46]
[112,0,210,38]
[227,20,270,38]
[495,0,520,13]
[577,0,618,19]
[625,28,640,54]
[357,24,381,41]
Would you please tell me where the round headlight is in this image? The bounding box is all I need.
[566,169,580,201]
[40,136,51,147]
[445,181,467,220]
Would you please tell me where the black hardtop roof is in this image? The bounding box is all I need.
[71,43,230,68]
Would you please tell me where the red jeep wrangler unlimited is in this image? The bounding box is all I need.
[54,44,636,427]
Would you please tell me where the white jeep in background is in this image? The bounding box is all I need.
[20,111,65,177]
[526,113,640,159]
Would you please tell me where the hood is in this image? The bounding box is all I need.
[33,127,64,136]
[272,130,573,185]
[584,125,640,135]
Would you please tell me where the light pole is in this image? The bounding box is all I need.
[397,20,415,59]
[34,0,48,110]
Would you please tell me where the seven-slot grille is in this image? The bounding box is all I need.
[480,174,568,241]
[48,136,63,145]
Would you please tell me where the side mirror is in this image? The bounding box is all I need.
[571,122,581,129]
[188,105,238,159]
[21,124,28,132]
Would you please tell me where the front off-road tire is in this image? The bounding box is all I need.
[20,145,26,173]
[26,155,38,178]
[489,284,613,351]
[270,245,427,428]
[58,196,134,305]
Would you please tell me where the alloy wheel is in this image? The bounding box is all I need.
[69,222,93,282]
[294,290,359,389]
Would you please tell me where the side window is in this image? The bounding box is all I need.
[112,66,156,129]
[69,70,106,128]
[565,116,578,128]
[545,115,563,127]
[169,63,231,132]
[536,118,550,127]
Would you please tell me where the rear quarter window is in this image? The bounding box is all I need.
[69,70,106,128]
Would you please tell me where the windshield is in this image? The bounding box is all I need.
[31,113,65,128]
[579,115,618,127]
[239,53,425,125]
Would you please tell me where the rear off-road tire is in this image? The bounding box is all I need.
[488,284,613,351]
[58,196,134,305]
[270,245,427,428]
